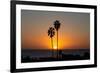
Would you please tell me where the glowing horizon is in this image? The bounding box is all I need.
[21,10,90,50]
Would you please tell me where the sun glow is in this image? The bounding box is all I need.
[53,45,57,50]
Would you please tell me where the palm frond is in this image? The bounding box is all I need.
[54,20,61,31]
[47,27,55,38]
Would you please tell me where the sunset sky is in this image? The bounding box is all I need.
[21,10,90,50]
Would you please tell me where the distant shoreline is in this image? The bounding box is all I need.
[22,48,90,51]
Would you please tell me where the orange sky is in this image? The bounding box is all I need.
[21,10,90,50]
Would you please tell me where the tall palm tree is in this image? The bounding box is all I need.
[48,27,55,57]
[53,20,61,59]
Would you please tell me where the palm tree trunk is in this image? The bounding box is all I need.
[51,37,53,57]
[57,31,58,59]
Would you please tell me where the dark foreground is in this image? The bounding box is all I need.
[21,49,90,63]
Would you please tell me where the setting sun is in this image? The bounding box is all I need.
[53,45,57,50]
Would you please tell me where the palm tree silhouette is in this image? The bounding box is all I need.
[48,27,55,57]
[53,20,61,59]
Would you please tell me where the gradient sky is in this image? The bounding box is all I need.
[21,10,90,50]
